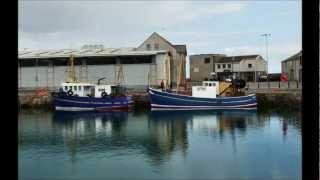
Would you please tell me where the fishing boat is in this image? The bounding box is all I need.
[52,55,133,111]
[148,80,257,111]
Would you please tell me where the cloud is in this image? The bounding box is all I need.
[222,43,301,73]
[18,1,247,49]
[223,43,301,57]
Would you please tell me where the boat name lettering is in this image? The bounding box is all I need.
[197,87,206,91]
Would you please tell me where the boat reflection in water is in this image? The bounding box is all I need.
[27,109,261,163]
[20,108,300,169]
[148,109,260,144]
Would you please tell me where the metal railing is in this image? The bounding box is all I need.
[246,81,302,90]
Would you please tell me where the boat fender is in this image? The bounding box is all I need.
[101,91,107,98]
[67,90,73,96]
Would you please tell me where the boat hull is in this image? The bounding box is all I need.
[148,88,257,110]
[53,94,134,111]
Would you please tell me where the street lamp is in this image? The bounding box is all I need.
[261,33,271,74]
[261,33,271,87]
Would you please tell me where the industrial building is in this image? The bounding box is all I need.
[18,32,187,90]
[189,54,267,82]
[281,50,302,82]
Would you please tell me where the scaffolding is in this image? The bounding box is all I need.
[115,63,125,86]
[46,61,55,89]
[148,62,157,87]
[79,59,88,82]
[67,54,77,83]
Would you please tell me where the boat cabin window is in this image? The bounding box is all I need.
[203,82,216,87]
[74,86,77,91]
[69,86,72,90]
[78,86,81,91]
[64,86,68,91]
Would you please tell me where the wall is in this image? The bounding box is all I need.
[189,55,225,81]
[19,62,156,89]
[137,34,186,85]
[215,58,267,73]
[281,55,302,81]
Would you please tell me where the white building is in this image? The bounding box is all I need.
[190,54,267,82]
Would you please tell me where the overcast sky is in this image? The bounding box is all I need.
[19,0,301,75]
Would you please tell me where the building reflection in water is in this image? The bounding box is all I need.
[52,111,129,162]
[146,111,189,166]
[19,109,301,167]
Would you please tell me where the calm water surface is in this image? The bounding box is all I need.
[18,109,301,180]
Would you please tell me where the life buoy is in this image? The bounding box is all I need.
[67,89,73,96]
[101,91,107,98]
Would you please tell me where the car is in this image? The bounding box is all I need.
[259,75,268,82]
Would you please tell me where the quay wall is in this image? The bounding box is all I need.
[18,88,301,110]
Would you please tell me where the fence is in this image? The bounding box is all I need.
[246,81,302,90]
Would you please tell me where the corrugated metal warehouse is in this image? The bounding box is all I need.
[18,32,187,91]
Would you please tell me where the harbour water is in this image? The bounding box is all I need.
[18,108,301,179]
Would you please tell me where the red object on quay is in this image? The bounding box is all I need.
[280,73,288,82]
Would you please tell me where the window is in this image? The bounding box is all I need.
[69,86,72,90]
[74,86,77,91]
[204,83,208,86]
[64,86,68,91]
[248,64,252,68]
[217,64,221,69]
[222,64,226,68]
[212,83,216,86]
[154,44,159,50]
[78,86,81,91]
[228,64,231,68]
[146,44,151,50]
[208,83,212,86]
[204,58,210,64]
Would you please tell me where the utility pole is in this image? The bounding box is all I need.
[261,33,271,87]
[261,33,271,74]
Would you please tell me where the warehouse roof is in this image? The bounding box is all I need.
[18,47,167,59]
[281,50,302,63]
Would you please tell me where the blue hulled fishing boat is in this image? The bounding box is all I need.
[148,80,257,110]
[52,55,133,111]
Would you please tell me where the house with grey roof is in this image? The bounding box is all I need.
[190,54,267,82]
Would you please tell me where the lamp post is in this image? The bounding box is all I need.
[261,33,271,87]
[261,33,271,74]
